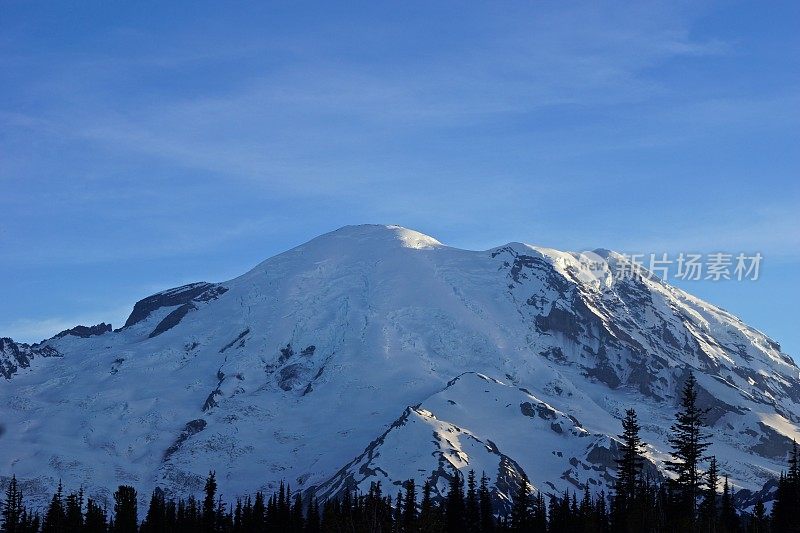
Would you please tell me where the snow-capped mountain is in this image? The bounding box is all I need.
[1,224,797,511]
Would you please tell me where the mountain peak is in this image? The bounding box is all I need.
[311,224,444,250]
[2,224,797,513]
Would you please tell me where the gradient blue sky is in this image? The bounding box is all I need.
[2,1,798,357]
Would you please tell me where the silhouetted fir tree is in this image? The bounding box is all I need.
[338,488,355,532]
[612,408,645,533]
[84,499,107,533]
[393,491,403,532]
[750,498,768,533]
[594,490,609,533]
[719,476,739,533]
[559,490,571,532]
[251,491,265,532]
[464,471,480,533]
[112,486,137,533]
[666,371,712,526]
[478,473,495,533]
[320,498,335,532]
[773,440,800,533]
[1,474,23,533]
[284,484,294,531]
[289,493,303,533]
[232,499,242,533]
[445,470,465,533]
[306,498,321,533]
[141,487,166,533]
[215,494,228,533]
[402,479,417,533]
[64,487,84,532]
[42,481,66,533]
[363,482,385,532]
[165,498,176,532]
[202,471,217,533]
[570,491,580,533]
[579,485,593,532]
[548,494,562,533]
[384,494,396,532]
[419,480,440,533]
[509,472,531,532]
[700,456,720,533]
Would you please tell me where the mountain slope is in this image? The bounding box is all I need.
[1,224,797,510]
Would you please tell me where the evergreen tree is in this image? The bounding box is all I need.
[509,473,531,532]
[750,498,768,533]
[141,488,166,533]
[665,371,712,524]
[202,471,217,533]
[700,456,719,533]
[1,475,23,533]
[402,479,417,533]
[594,490,609,533]
[394,491,403,532]
[64,488,84,532]
[613,408,645,532]
[771,446,800,532]
[216,494,229,533]
[719,476,738,533]
[112,486,137,533]
[465,471,479,533]
[478,473,494,533]
[42,481,66,533]
[84,499,107,533]
[306,498,321,533]
[290,493,303,533]
[445,469,465,533]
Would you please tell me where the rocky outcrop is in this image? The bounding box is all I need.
[0,338,60,380]
[124,282,227,328]
[54,323,112,339]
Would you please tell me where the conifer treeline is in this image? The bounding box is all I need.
[3,373,799,532]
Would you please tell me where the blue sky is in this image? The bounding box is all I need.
[2,1,798,357]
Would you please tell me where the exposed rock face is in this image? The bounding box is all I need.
[54,323,112,339]
[0,337,60,379]
[0,225,796,511]
[123,282,226,328]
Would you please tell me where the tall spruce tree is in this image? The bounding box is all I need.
[445,469,465,533]
[699,456,719,532]
[306,498,321,533]
[141,488,166,533]
[465,471,480,533]
[64,488,84,531]
[510,473,531,532]
[617,409,645,496]
[1,475,23,533]
[478,473,494,533]
[666,371,712,523]
[112,486,137,533]
[402,479,417,533]
[613,407,646,532]
[719,476,738,533]
[751,498,767,533]
[202,471,217,533]
[42,481,66,533]
[84,499,107,533]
